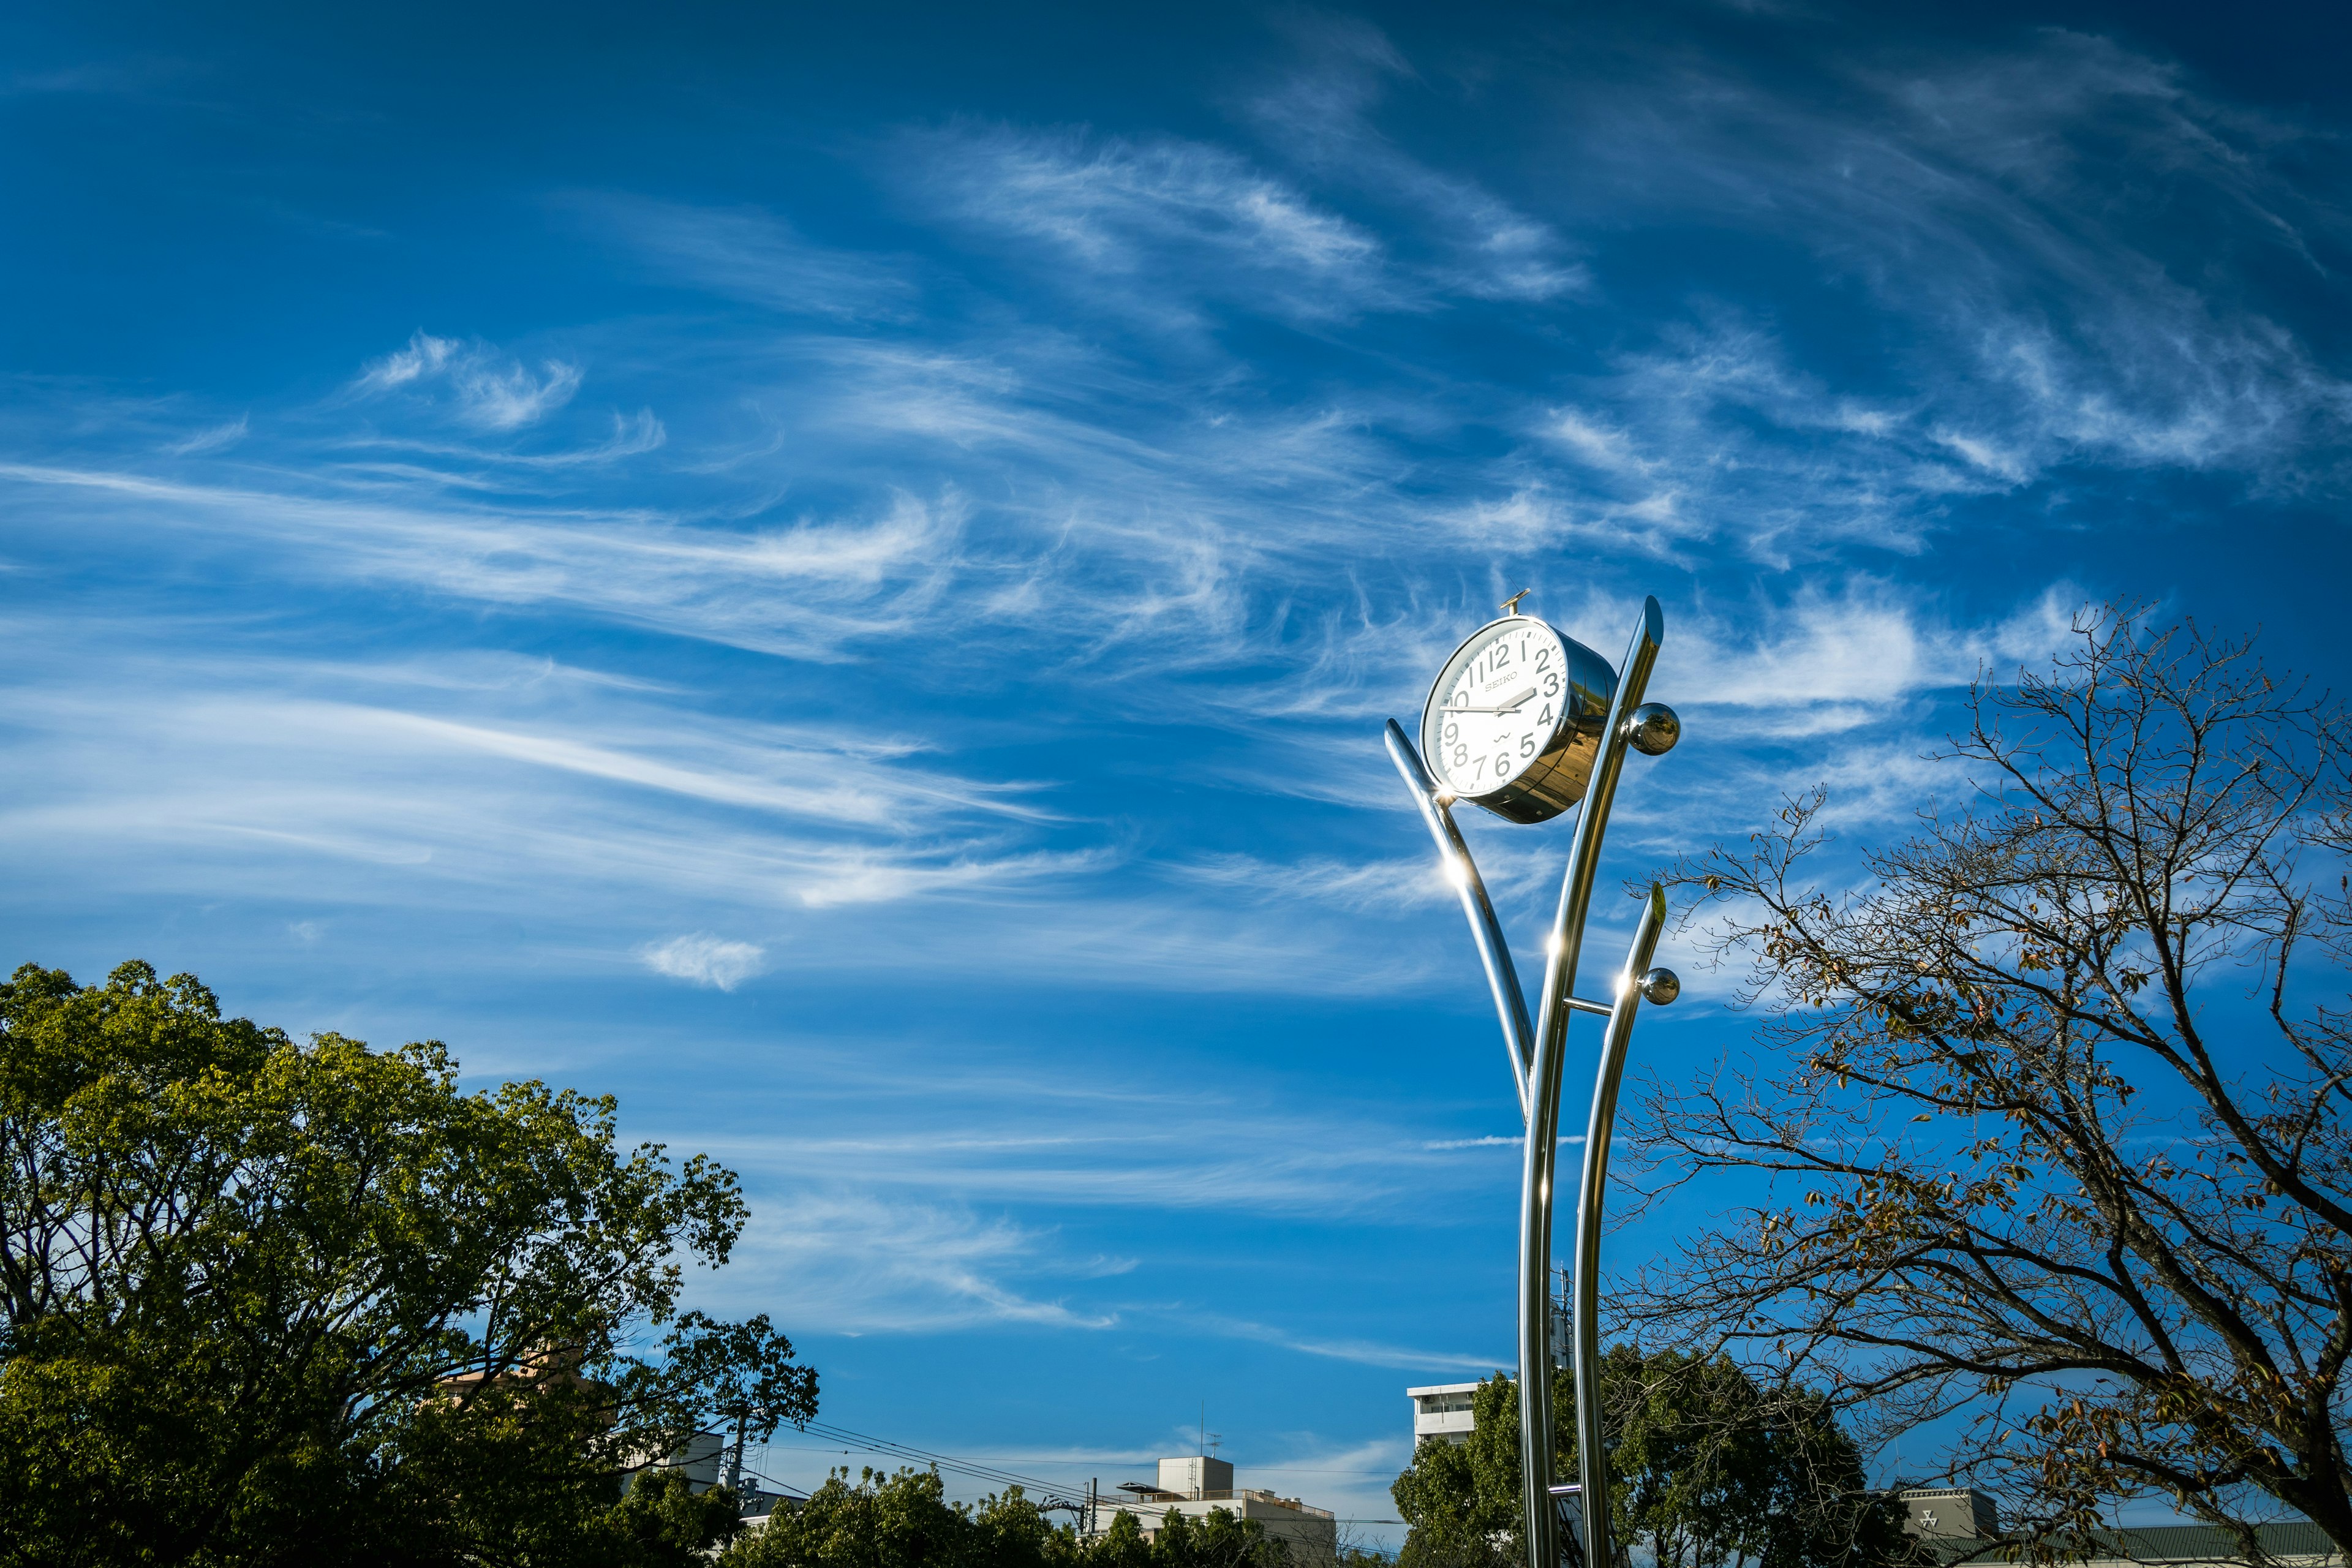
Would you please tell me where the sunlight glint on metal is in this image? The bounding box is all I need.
[1384,594,1681,1568]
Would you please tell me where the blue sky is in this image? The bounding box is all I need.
[5,0,2351,1539]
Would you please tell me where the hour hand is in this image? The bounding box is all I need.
[1452,687,1536,714]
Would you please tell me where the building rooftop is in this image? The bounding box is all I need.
[1920,1521,2340,1566]
[1107,1455,1331,1518]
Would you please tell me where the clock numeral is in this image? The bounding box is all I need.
[1494,750,1510,775]
[1535,646,1551,668]
[1442,722,1459,744]
[1519,734,1536,758]
[1543,672,1560,698]
[1453,744,1469,767]
[1539,704,1553,728]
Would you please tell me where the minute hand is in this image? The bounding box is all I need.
[1451,686,1537,714]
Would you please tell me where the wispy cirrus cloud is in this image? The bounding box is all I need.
[0,635,1099,935]
[903,121,1396,325]
[160,413,248,456]
[0,460,963,661]
[353,331,584,430]
[1246,14,1586,303]
[717,1193,1122,1332]
[1194,1313,1501,1373]
[562,192,920,320]
[1539,32,2352,506]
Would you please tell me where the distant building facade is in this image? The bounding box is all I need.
[1087,1455,1337,1566]
[1406,1384,1479,1450]
[1902,1488,2343,1567]
[1902,1489,2003,1540]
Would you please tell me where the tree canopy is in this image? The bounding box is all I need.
[1390,1357,1912,1568]
[720,1466,1303,1568]
[0,959,814,1567]
[1625,606,2352,1559]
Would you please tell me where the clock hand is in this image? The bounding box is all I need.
[1450,687,1537,714]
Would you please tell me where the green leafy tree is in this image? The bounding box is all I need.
[1392,1377,1521,1568]
[1088,1510,1154,1568]
[725,1466,993,1568]
[974,1485,1079,1568]
[1392,1359,1909,1568]
[601,1469,753,1566]
[0,960,816,1567]
[1147,1505,1291,1568]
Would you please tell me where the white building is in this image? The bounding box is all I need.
[1407,1384,1479,1450]
[1087,1455,1337,1566]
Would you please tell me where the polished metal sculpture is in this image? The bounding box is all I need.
[1385,594,1681,1568]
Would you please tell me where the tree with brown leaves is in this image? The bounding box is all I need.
[1623,606,2352,1562]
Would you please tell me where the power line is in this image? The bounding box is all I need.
[792,1419,1087,1504]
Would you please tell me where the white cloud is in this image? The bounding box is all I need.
[356,331,459,391]
[0,464,966,662]
[453,358,582,430]
[1197,1313,1502,1373]
[1547,412,1648,475]
[1162,853,1450,913]
[161,415,248,456]
[1669,580,2078,736]
[352,331,582,430]
[716,1193,1119,1332]
[638,932,767,989]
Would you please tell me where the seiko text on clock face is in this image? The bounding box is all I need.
[1425,617,1570,794]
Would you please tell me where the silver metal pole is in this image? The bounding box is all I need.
[1385,718,1535,1116]
[1569,885,1670,1568]
[1517,598,1662,1568]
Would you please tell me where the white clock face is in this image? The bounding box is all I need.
[1425,618,1570,796]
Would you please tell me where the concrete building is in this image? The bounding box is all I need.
[1902,1488,2002,1540]
[1087,1455,1337,1566]
[1902,1489,2342,1567]
[1407,1384,1479,1450]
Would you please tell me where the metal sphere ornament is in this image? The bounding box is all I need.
[1624,701,1681,756]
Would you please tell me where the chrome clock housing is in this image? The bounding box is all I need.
[1420,614,1618,824]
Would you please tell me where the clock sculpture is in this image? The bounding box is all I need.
[1385,593,1681,1568]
